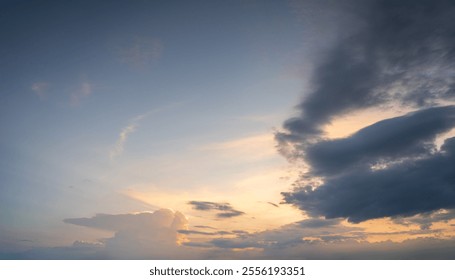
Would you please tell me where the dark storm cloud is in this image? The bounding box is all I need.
[188,201,245,218]
[306,106,455,176]
[277,0,455,148]
[283,136,455,223]
[278,0,455,224]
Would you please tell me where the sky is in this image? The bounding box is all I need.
[1,0,455,259]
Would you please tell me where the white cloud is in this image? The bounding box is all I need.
[109,104,182,161]
[110,123,137,160]
[70,82,92,106]
[4,211,455,259]
[109,114,147,160]
[31,82,49,99]
[64,209,194,259]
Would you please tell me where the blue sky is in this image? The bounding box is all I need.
[2,0,455,259]
[1,0,305,250]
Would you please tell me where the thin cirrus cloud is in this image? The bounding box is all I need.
[70,82,92,106]
[109,114,147,160]
[276,0,455,225]
[109,104,182,160]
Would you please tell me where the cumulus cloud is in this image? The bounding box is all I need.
[4,212,455,259]
[277,0,455,225]
[188,201,245,218]
[64,209,190,259]
[2,209,197,259]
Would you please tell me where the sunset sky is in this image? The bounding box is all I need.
[1,0,455,259]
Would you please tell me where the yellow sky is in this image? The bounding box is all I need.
[89,103,455,249]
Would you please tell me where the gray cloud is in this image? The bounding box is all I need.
[283,136,455,223]
[278,0,455,224]
[184,218,360,251]
[393,209,455,230]
[297,218,342,228]
[267,202,279,208]
[192,218,455,259]
[188,201,245,218]
[277,0,455,149]
[305,106,455,176]
[0,242,106,260]
[64,210,184,232]
[260,238,455,260]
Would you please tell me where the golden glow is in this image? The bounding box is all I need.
[324,106,412,139]
[121,167,303,233]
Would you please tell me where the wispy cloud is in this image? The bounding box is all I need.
[70,82,92,106]
[31,82,49,99]
[109,114,146,161]
[197,133,277,162]
[109,103,182,161]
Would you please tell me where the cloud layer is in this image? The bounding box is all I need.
[184,218,455,259]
